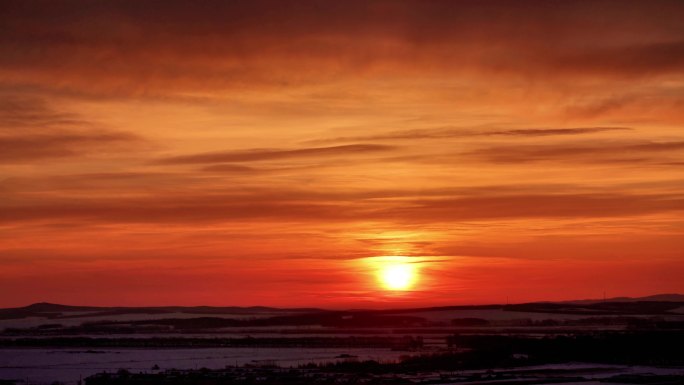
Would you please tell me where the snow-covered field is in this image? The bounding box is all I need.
[2,349,682,385]
[0,347,414,384]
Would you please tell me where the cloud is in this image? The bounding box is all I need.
[310,127,630,144]
[0,95,86,131]
[0,94,144,163]
[200,164,259,173]
[2,189,682,225]
[0,132,141,163]
[466,141,684,164]
[382,194,684,222]
[0,172,198,194]
[2,1,683,97]
[157,144,396,164]
[497,128,631,137]
[553,40,684,77]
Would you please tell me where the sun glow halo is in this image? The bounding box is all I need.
[378,259,416,291]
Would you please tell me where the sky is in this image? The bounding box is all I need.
[1,0,683,308]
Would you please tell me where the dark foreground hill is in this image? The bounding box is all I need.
[2,294,683,326]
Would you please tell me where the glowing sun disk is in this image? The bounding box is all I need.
[379,262,416,291]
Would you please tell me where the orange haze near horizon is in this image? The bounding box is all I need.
[1,0,683,308]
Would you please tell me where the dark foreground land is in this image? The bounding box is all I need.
[84,367,684,385]
[18,331,684,385]
[2,298,684,385]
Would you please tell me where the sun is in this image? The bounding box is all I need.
[360,255,423,292]
[378,260,417,291]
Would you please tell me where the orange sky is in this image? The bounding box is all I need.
[1,0,683,308]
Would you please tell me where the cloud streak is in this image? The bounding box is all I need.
[157,144,396,164]
[0,132,141,162]
[311,127,631,144]
[2,190,682,225]
[466,141,684,164]
[0,95,144,162]
[2,1,684,97]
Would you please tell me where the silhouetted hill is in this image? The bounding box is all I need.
[505,300,684,315]
[1,294,682,323]
[0,303,322,321]
[564,293,684,304]
[23,302,102,312]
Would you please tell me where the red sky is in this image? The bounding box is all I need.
[1,0,683,308]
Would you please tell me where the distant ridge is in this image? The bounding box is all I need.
[1,293,682,316]
[562,293,684,305]
[1,294,683,328]
[5,293,684,313]
[0,302,323,321]
[22,302,103,312]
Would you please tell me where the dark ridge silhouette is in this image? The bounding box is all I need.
[1,294,682,322]
[564,293,684,304]
[504,301,684,315]
[0,303,322,320]
[22,302,103,312]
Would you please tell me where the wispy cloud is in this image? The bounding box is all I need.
[157,144,396,164]
[2,1,684,97]
[466,141,684,164]
[0,95,144,163]
[3,189,682,225]
[0,96,83,129]
[0,132,142,163]
[310,127,630,144]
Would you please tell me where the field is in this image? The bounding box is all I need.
[1,298,684,384]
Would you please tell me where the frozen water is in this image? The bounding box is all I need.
[0,347,413,384]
